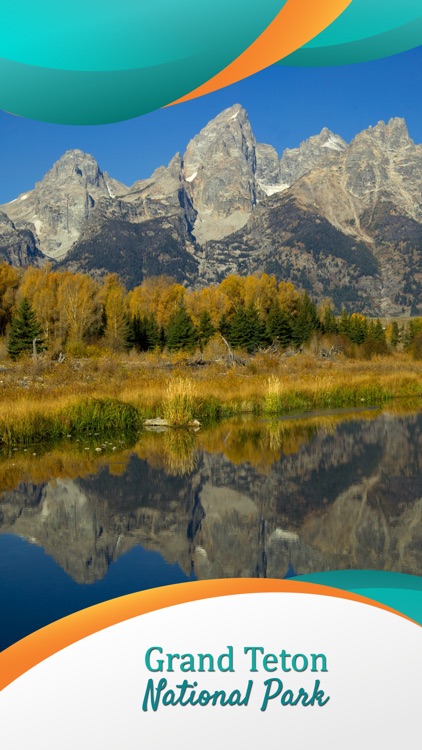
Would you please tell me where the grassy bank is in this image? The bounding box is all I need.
[1,402,421,487]
[0,398,141,447]
[0,350,421,445]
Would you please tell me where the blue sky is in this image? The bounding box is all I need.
[0,45,421,204]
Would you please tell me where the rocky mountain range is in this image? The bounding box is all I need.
[2,104,422,315]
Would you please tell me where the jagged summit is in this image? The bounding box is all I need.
[366,116,409,134]
[54,147,97,160]
[2,148,128,259]
[204,102,248,123]
[318,127,347,152]
[182,103,258,243]
[351,117,412,145]
[279,127,347,186]
[36,149,105,190]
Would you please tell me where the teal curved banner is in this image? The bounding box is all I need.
[2,3,422,132]
[0,0,285,124]
[281,1,422,66]
[297,571,422,625]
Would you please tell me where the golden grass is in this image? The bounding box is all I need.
[163,377,198,426]
[0,350,420,445]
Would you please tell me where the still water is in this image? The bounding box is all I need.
[1,407,422,649]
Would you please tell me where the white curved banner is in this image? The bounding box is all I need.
[1,592,420,748]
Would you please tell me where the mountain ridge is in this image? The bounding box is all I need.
[1,105,422,314]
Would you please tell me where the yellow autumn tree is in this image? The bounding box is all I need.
[277,281,301,315]
[56,271,100,345]
[100,274,130,350]
[0,263,21,335]
[19,264,59,342]
[243,274,277,318]
[218,275,246,314]
[185,285,231,327]
[128,276,185,328]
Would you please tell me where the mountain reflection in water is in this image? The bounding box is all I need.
[1,407,421,648]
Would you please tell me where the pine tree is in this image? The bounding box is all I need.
[159,325,166,350]
[348,314,368,345]
[369,319,386,343]
[402,322,413,349]
[390,321,399,349]
[198,310,215,350]
[219,313,231,339]
[399,323,406,348]
[403,319,422,349]
[132,313,162,351]
[362,319,389,357]
[322,306,338,335]
[411,333,422,360]
[144,313,162,350]
[7,298,45,360]
[123,315,136,351]
[266,299,292,349]
[166,303,198,351]
[291,293,320,347]
[132,314,147,351]
[337,308,351,338]
[228,303,266,353]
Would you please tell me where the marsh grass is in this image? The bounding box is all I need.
[262,372,421,416]
[0,351,421,444]
[162,377,198,426]
[63,398,141,434]
[0,397,141,446]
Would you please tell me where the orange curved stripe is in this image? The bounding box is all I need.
[0,578,418,691]
[171,0,351,106]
